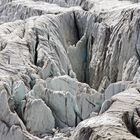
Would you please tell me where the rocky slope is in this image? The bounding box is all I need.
[0,0,140,140]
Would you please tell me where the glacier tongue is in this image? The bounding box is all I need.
[0,0,140,140]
